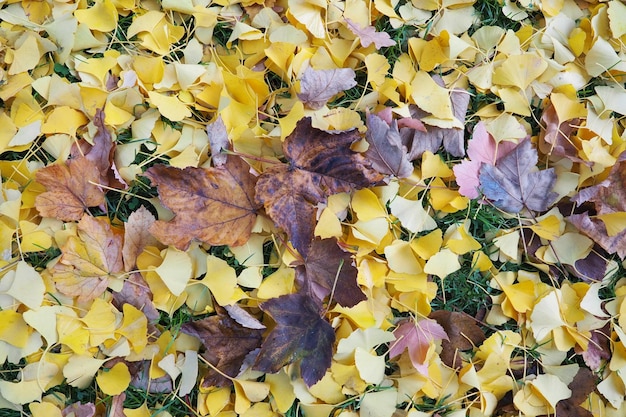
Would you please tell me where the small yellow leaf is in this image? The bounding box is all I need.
[74,0,118,32]
[0,310,30,348]
[389,195,437,234]
[154,247,193,296]
[410,229,443,260]
[96,362,131,396]
[124,403,152,417]
[423,248,461,279]
[201,254,246,306]
[63,355,105,388]
[29,402,63,417]
[148,91,192,122]
[5,261,45,309]
[410,71,455,121]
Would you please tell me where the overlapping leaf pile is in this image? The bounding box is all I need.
[1,0,626,416]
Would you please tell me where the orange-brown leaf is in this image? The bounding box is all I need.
[122,206,157,271]
[52,215,124,302]
[35,157,105,221]
[145,157,259,251]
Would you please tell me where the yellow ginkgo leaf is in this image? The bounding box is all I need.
[492,53,548,90]
[116,304,148,353]
[365,53,390,86]
[0,310,31,348]
[200,254,246,306]
[389,195,437,234]
[0,362,58,405]
[4,261,45,310]
[410,71,456,122]
[266,371,297,413]
[154,247,193,296]
[74,0,118,32]
[538,232,593,266]
[423,248,461,279]
[96,362,131,396]
[384,240,424,274]
[147,91,192,122]
[63,355,105,389]
[287,0,326,39]
[29,401,63,417]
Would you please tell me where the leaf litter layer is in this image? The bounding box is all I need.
[1,0,626,416]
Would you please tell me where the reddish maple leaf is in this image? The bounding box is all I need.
[255,118,383,256]
[479,139,557,213]
[389,318,448,375]
[253,293,335,386]
[453,122,517,198]
[35,157,106,221]
[295,238,366,307]
[181,305,264,387]
[145,157,259,251]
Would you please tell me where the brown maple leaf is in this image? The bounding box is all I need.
[255,118,383,257]
[112,272,160,323]
[52,214,124,302]
[430,310,486,369]
[35,157,106,221]
[181,305,264,387]
[145,157,259,251]
[253,292,335,386]
[295,238,366,307]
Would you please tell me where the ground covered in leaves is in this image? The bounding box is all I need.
[1,0,626,416]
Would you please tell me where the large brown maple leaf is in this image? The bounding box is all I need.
[144,157,259,251]
[255,118,383,256]
[35,157,105,221]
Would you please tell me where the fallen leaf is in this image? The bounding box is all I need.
[255,118,382,257]
[112,272,160,323]
[430,310,486,368]
[539,102,583,162]
[364,113,413,178]
[85,108,116,186]
[254,293,335,386]
[35,157,106,221]
[479,139,557,213]
[344,18,396,49]
[453,121,517,198]
[297,67,357,110]
[96,362,131,396]
[145,157,259,251]
[181,305,264,387]
[389,317,448,375]
[122,206,157,271]
[402,88,470,159]
[297,238,366,307]
[61,402,96,417]
[555,367,596,417]
[207,116,230,167]
[52,214,124,302]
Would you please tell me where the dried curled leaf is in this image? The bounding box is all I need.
[145,157,259,251]
[35,157,105,221]
[207,115,230,167]
[255,118,383,256]
[254,293,335,387]
[297,67,357,110]
[479,139,557,213]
